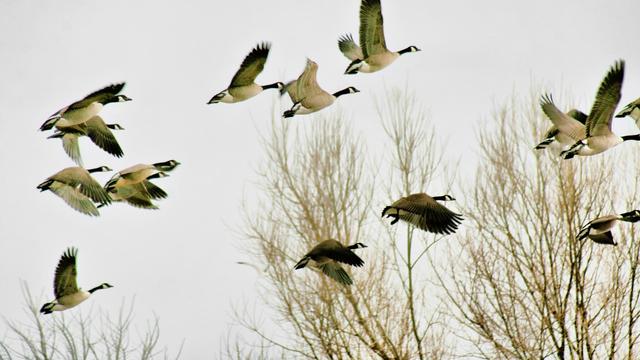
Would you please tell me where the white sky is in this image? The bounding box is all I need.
[0,0,639,358]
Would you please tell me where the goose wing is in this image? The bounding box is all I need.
[125,193,159,209]
[53,168,111,205]
[295,59,323,100]
[359,0,387,58]
[322,247,365,267]
[589,231,616,245]
[54,248,80,298]
[140,181,168,199]
[586,60,624,137]
[49,182,100,216]
[392,193,463,234]
[338,34,364,61]
[540,94,586,141]
[85,116,124,157]
[229,42,270,88]
[283,80,301,102]
[319,262,353,285]
[127,181,168,200]
[67,83,126,111]
[61,133,83,166]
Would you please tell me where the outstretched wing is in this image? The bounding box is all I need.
[586,60,624,137]
[295,59,322,99]
[67,83,126,110]
[54,248,80,298]
[49,182,100,216]
[324,248,365,267]
[359,0,387,58]
[320,262,353,285]
[540,94,586,141]
[229,42,271,87]
[338,34,364,61]
[392,193,463,234]
[85,116,124,157]
[61,133,83,166]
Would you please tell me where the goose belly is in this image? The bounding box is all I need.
[362,53,399,73]
[579,136,623,155]
[228,84,263,102]
[56,291,91,310]
[299,93,335,113]
[58,102,103,127]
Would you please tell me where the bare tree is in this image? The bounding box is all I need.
[229,90,454,359]
[440,92,640,359]
[0,283,182,360]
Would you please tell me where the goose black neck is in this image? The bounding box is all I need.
[432,195,449,201]
[87,167,106,173]
[622,134,640,141]
[398,46,414,55]
[262,82,282,90]
[333,88,352,98]
[88,285,103,294]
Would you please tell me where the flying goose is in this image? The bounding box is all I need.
[40,83,131,131]
[535,108,588,150]
[577,210,640,246]
[338,0,420,75]
[294,239,367,286]
[615,96,640,126]
[382,193,463,234]
[207,42,283,104]
[558,60,640,159]
[282,59,359,118]
[104,160,180,191]
[102,160,179,209]
[37,166,112,216]
[47,117,124,166]
[40,247,113,314]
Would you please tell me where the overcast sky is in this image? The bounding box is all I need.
[1,0,639,358]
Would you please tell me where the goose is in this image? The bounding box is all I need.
[207,42,283,104]
[47,116,124,166]
[40,83,131,131]
[382,193,463,234]
[294,239,367,286]
[577,210,640,246]
[282,59,359,118]
[40,247,113,314]
[558,60,640,159]
[104,160,180,191]
[535,108,587,150]
[615,96,640,126]
[338,0,420,75]
[37,166,112,216]
[102,160,178,209]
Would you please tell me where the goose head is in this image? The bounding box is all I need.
[87,166,113,173]
[89,283,114,293]
[333,87,360,98]
[398,46,421,55]
[433,194,456,201]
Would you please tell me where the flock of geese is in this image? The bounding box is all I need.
[37,82,181,215]
[34,0,640,314]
